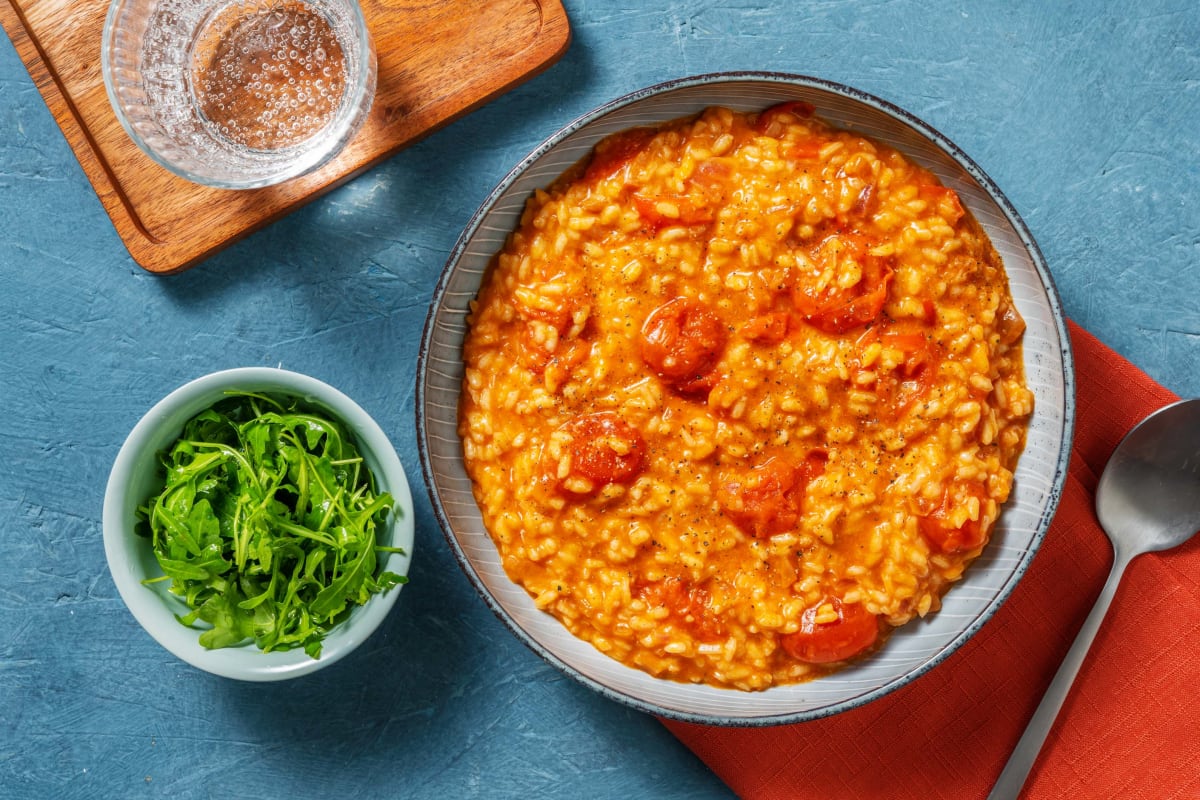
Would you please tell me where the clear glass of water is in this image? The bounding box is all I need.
[102,0,377,189]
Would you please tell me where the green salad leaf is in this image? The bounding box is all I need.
[136,391,407,658]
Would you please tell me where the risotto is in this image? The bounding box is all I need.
[458,103,1032,690]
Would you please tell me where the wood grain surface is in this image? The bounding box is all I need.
[0,0,570,273]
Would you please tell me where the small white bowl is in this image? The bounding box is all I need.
[417,72,1075,725]
[104,368,414,680]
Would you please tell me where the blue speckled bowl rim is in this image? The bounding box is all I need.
[416,71,1076,727]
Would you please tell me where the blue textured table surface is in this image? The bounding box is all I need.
[2,2,1197,798]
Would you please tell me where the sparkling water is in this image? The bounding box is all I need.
[190,1,347,151]
[114,0,374,186]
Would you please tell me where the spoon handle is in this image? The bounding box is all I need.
[987,549,1134,800]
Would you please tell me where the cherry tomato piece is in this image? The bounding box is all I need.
[584,128,655,182]
[716,451,827,538]
[918,184,966,226]
[691,158,733,187]
[631,159,728,235]
[851,182,876,216]
[554,412,646,491]
[852,324,942,421]
[787,139,825,160]
[634,577,726,640]
[515,294,590,375]
[514,288,577,330]
[517,325,553,371]
[542,338,592,387]
[640,298,727,393]
[919,515,985,554]
[880,329,937,379]
[780,597,880,664]
[792,233,893,334]
[918,482,989,553]
[741,312,789,344]
[632,193,715,234]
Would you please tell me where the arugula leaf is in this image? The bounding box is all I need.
[136,391,407,658]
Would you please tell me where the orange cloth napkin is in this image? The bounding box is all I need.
[663,321,1200,799]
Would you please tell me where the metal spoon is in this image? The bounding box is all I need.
[989,397,1200,800]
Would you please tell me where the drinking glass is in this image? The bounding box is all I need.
[102,0,377,189]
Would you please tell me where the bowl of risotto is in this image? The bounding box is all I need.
[417,72,1074,725]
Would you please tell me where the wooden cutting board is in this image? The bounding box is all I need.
[0,0,571,274]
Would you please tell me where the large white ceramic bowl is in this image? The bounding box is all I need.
[416,72,1075,725]
[104,368,414,680]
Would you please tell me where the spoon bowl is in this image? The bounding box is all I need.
[989,397,1200,799]
[1096,398,1200,554]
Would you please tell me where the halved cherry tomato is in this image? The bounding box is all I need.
[792,233,893,334]
[716,451,827,538]
[918,184,965,226]
[917,482,989,553]
[553,412,646,491]
[634,576,726,640]
[754,100,816,133]
[584,128,655,182]
[640,298,726,394]
[780,596,880,664]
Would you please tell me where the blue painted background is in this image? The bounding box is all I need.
[2,1,1197,797]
